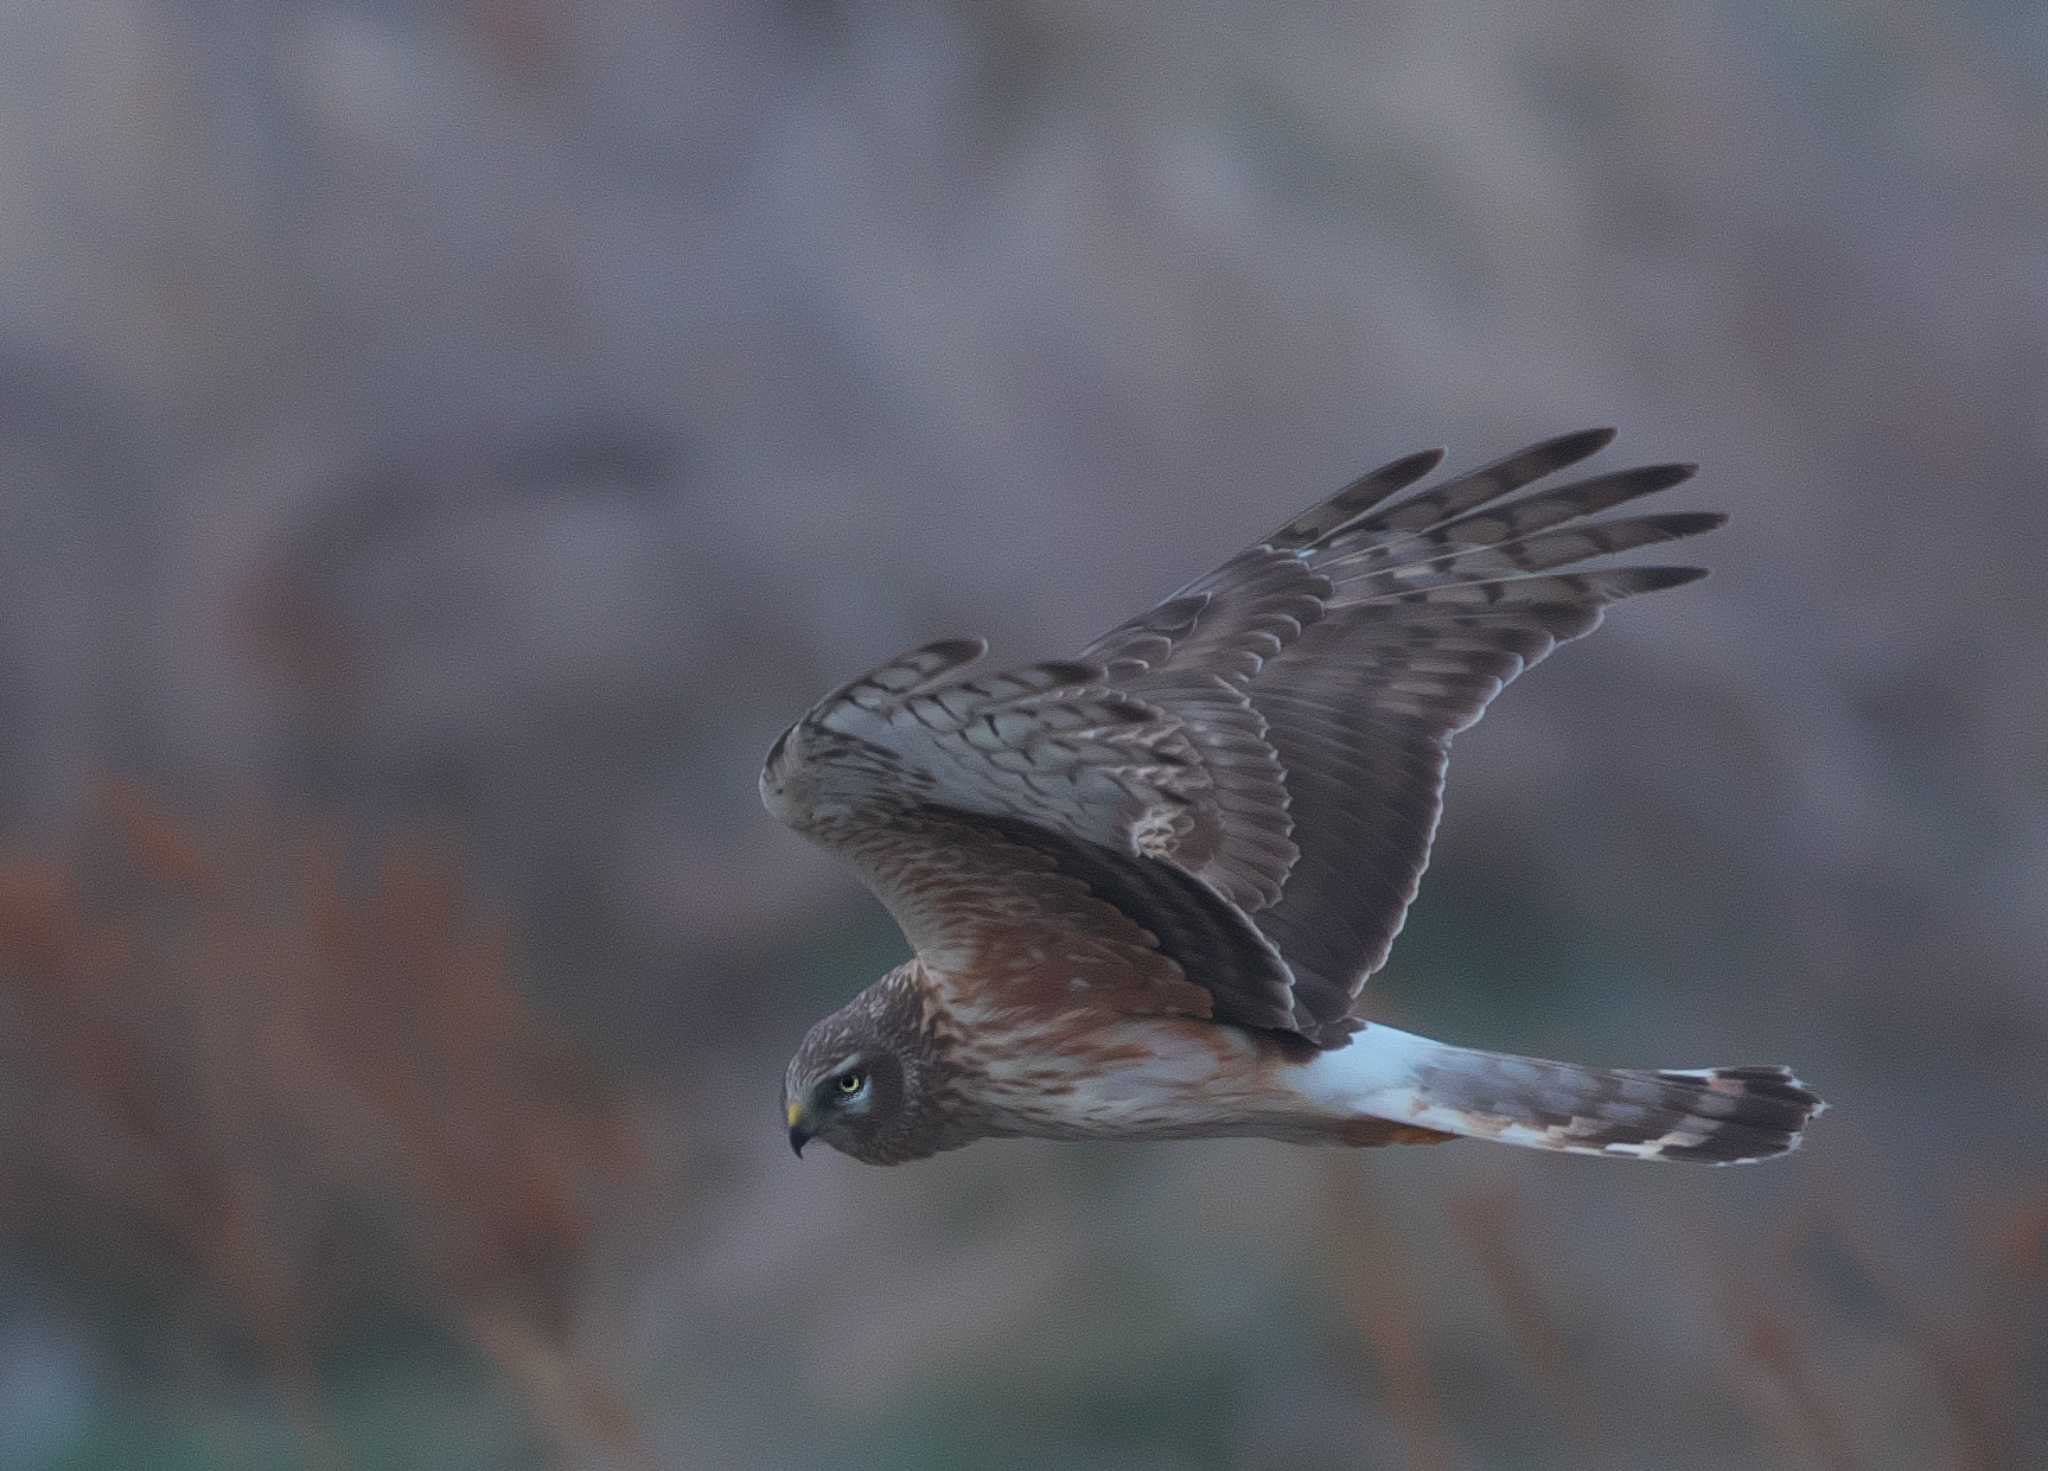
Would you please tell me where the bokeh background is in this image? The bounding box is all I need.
[0,2,2043,1467]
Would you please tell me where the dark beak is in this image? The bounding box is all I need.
[788,1124,810,1158]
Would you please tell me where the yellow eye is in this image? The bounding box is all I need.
[835,1070,867,1095]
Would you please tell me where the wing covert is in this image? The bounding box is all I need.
[760,640,1307,1035]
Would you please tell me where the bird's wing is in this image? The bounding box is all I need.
[762,430,1720,1048]
[1077,428,1722,1042]
[760,641,1303,1031]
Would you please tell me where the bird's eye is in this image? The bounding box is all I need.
[835,1070,867,1096]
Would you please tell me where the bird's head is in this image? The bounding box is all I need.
[782,966,954,1165]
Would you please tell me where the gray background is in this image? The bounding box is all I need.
[0,2,2042,1467]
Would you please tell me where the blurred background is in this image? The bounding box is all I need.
[0,1,2042,1467]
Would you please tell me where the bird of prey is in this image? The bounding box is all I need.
[765,429,1822,1167]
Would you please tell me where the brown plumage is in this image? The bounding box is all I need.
[768,430,1824,1166]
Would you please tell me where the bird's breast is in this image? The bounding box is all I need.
[944,1011,1297,1141]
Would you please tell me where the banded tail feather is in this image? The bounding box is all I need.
[1301,1025,1825,1164]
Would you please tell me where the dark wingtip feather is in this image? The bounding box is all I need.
[1376,445,1450,483]
[1267,446,1450,548]
[1610,461,1699,495]
[1535,425,1619,463]
[1638,510,1729,539]
[1463,427,1620,494]
[1572,424,1620,449]
[1624,565,1712,593]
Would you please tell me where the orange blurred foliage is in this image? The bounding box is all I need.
[0,780,646,1465]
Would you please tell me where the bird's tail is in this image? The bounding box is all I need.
[1301,1024,1825,1164]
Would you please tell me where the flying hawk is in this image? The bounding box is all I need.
[765,429,1823,1166]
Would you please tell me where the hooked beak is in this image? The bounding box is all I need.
[786,1100,811,1158]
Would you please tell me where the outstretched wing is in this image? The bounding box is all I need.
[1080,428,1721,1041]
[763,430,1721,1046]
